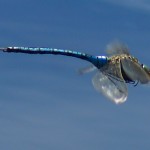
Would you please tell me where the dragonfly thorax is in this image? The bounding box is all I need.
[120,62,135,84]
[108,54,137,84]
[119,55,150,85]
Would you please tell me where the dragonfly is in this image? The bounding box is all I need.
[0,42,150,104]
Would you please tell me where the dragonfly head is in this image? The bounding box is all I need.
[141,64,150,75]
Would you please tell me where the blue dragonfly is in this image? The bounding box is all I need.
[0,42,150,104]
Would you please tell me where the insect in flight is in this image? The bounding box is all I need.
[0,42,150,104]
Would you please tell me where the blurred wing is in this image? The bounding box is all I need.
[106,41,130,55]
[92,72,128,104]
[92,59,128,104]
[121,58,150,84]
[78,65,97,75]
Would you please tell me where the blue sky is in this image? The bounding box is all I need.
[0,0,150,150]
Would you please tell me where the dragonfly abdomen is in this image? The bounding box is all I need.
[3,47,108,68]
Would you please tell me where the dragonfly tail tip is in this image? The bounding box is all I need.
[0,48,7,51]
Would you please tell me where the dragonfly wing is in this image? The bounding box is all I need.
[121,58,150,84]
[92,71,128,104]
[92,59,128,104]
[106,41,130,55]
[78,65,97,75]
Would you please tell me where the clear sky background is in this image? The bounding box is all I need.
[0,0,150,150]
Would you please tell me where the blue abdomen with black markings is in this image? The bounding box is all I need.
[4,47,108,69]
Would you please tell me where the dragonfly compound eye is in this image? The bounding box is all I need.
[142,64,150,74]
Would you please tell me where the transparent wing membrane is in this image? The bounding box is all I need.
[106,41,130,55]
[78,65,97,75]
[92,72,127,104]
[92,57,128,104]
